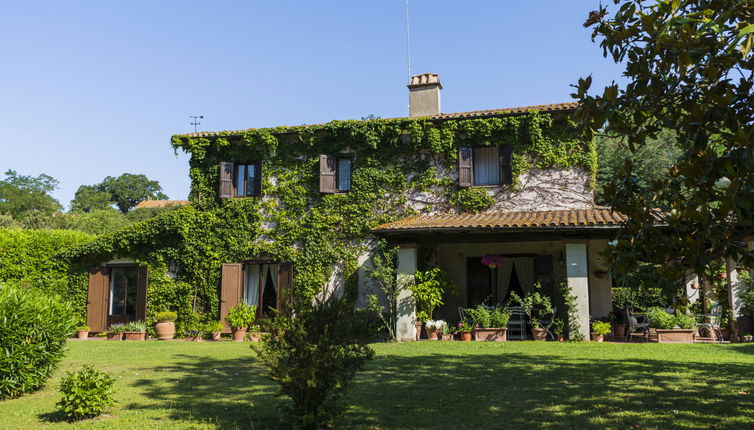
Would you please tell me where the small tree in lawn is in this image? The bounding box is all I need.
[365,241,406,342]
[254,292,377,429]
[410,267,455,323]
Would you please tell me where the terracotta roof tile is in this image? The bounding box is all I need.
[133,200,190,209]
[372,208,626,232]
[179,102,578,138]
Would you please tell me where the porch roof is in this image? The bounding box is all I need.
[372,208,627,233]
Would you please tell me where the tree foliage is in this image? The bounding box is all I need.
[574,1,754,290]
[0,170,62,226]
[69,185,112,213]
[91,173,168,214]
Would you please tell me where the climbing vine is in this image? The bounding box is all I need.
[45,111,595,334]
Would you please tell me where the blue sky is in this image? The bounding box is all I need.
[0,1,624,208]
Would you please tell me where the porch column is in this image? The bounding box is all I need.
[396,245,417,342]
[726,257,741,342]
[565,242,590,340]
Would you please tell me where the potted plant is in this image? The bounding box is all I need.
[75,325,90,340]
[409,268,455,340]
[124,321,147,341]
[207,321,224,341]
[610,311,627,338]
[226,303,256,341]
[454,320,474,341]
[154,311,177,340]
[552,318,565,342]
[106,323,125,341]
[468,305,511,341]
[591,321,611,342]
[646,307,695,343]
[424,320,441,340]
[187,325,204,342]
[436,320,453,340]
[511,291,553,341]
[248,324,262,342]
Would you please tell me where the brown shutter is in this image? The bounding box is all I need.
[220,263,244,332]
[499,144,513,185]
[219,162,234,198]
[136,266,148,321]
[276,263,293,316]
[87,268,109,332]
[458,148,473,187]
[319,155,337,193]
[253,162,263,197]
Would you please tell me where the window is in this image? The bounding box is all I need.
[109,267,139,319]
[458,144,513,187]
[218,161,262,198]
[319,155,353,193]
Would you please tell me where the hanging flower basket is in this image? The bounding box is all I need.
[481,254,503,269]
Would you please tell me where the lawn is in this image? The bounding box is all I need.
[1,341,753,429]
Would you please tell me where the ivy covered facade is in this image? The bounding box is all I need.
[66,74,616,339]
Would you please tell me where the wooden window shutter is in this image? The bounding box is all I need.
[219,162,234,198]
[136,266,148,321]
[87,268,109,332]
[319,155,337,193]
[253,162,263,196]
[458,147,473,187]
[220,263,244,332]
[276,263,293,316]
[499,144,513,185]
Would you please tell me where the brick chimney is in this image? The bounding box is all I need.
[408,73,442,118]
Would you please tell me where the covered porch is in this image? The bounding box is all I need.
[372,208,625,341]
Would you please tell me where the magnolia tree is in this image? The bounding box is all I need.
[574,1,754,336]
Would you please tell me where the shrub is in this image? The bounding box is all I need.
[490,307,512,328]
[58,365,115,420]
[123,321,146,332]
[254,295,376,429]
[612,287,671,311]
[591,321,611,335]
[205,321,224,333]
[645,307,675,329]
[0,283,77,400]
[673,313,696,329]
[466,305,492,328]
[450,187,494,213]
[155,311,177,322]
[226,303,256,329]
[410,268,454,322]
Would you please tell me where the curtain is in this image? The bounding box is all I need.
[263,264,278,292]
[497,259,514,304]
[473,147,500,185]
[244,264,260,307]
[513,257,535,294]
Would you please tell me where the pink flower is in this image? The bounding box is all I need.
[481,254,504,268]
[475,324,479,328]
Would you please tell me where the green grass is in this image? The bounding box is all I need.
[1,341,753,429]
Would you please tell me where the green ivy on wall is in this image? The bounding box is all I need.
[24,111,594,334]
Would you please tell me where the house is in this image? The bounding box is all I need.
[70,73,628,339]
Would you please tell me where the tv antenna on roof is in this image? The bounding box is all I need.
[189,115,203,132]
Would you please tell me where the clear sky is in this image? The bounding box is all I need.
[0,1,624,208]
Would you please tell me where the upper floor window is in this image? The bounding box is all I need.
[320,154,353,193]
[458,144,513,187]
[219,161,262,198]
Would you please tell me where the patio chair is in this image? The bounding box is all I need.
[506,306,527,340]
[625,307,651,342]
[458,307,467,322]
[696,305,723,343]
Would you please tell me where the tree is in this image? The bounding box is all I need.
[574,1,754,337]
[0,170,62,225]
[595,129,682,206]
[95,173,167,214]
[69,185,112,213]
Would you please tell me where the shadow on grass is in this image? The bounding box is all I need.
[344,347,754,429]
[121,345,754,430]
[129,353,285,429]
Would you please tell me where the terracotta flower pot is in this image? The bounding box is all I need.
[426,327,440,340]
[460,332,472,341]
[415,321,424,340]
[232,327,247,341]
[107,332,123,341]
[656,329,694,343]
[124,331,146,341]
[191,335,203,342]
[613,323,626,338]
[557,334,565,343]
[591,333,604,342]
[474,328,507,341]
[155,321,175,340]
[211,332,221,341]
[249,332,261,342]
[532,327,548,341]
[442,333,453,341]
[76,330,89,340]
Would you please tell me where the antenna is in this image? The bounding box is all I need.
[405,0,411,81]
[189,115,204,133]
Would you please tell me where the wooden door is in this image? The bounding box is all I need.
[87,268,109,332]
[466,257,491,307]
[220,264,243,332]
